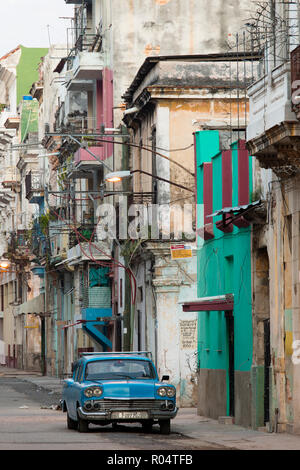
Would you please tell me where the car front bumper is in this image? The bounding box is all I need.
[77,406,178,421]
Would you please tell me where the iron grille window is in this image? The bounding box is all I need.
[25,172,32,199]
[291,45,300,89]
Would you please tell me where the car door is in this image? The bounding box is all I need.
[71,362,84,416]
[67,361,83,419]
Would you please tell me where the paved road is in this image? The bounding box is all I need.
[0,376,227,452]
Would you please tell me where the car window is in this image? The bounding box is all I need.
[85,359,156,381]
[76,363,84,383]
[72,363,78,380]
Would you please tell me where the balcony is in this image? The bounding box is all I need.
[0,189,14,204]
[67,146,104,178]
[30,218,48,259]
[17,148,40,172]
[54,90,89,131]
[1,166,19,188]
[66,240,112,266]
[65,24,103,89]
[65,0,92,4]
[65,75,94,92]
[65,51,103,91]
[0,108,20,131]
[69,222,95,249]
[30,80,43,102]
[49,220,70,263]
[73,50,103,80]
[247,60,300,177]
[0,128,14,144]
[4,116,20,130]
[7,230,30,259]
[25,171,44,203]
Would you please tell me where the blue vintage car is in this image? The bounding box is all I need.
[61,352,178,434]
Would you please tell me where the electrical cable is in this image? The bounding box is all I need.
[49,207,137,304]
[85,137,194,176]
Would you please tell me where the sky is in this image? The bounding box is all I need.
[0,0,74,57]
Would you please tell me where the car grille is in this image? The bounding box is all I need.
[98,399,163,411]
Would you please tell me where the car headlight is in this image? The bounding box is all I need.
[84,387,103,398]
[157,386,175,398]
[166,387,176,398]
[93,387,103,397]
[84,388,94,398]
[157,387,167,397]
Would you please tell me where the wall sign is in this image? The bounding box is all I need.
[180,319,197,349]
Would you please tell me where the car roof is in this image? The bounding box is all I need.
[79,354,153,364]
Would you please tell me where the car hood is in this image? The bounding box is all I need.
[93,380,157,399]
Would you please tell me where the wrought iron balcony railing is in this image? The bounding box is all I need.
[25,171,44,202]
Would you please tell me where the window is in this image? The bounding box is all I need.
[85,359,156,381]
[151,127,158,204]
[120,278,123,308]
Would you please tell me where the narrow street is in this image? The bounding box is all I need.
[0,376,226,451]
[2,0,300,451]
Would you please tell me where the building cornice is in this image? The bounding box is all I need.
[247,121,300,177]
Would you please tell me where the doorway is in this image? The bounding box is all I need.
[226,312,235,417]
[263,318,271,424]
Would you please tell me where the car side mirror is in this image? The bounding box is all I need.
[161,375,169,381]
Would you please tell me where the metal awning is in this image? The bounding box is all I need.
[16,294,44,315]
[208,200,262,218]
[180,295,234,312]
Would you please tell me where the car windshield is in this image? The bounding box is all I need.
[85,359,156,381]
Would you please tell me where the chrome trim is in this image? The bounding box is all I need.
[149,407,178,419]
[77,406,178,421]
[78,407,108,420]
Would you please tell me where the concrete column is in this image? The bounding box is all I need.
[291,190,300,434]
[269,186,287,430]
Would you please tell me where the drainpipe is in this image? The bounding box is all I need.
[121,126,132,351]
[41,266,47,376]
[123,254,132,351]
[274,408,279,433]
[41,316,46,376]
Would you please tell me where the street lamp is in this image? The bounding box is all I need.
[0,260,11,270]
[105,171,131,183]
[105,170,194,193]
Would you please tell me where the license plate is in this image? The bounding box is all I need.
[111,411,149,420]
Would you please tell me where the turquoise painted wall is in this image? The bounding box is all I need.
[195,130,253,414]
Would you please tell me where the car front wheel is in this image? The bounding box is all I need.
[142,420,153,433]
[77,409,89,433]
[159,419,170,435]
[67,411,78,430]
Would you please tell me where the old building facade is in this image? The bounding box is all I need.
[7,0,300,432]
[246,0,300,434]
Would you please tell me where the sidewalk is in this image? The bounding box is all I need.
[1,365,300,449]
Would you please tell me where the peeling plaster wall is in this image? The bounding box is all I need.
[109,0,254,121]
[251,162,300,432]
[37,47,64,205]
[98,0,255,166]
[0,47,21,111]
[260,178,300,434]
[150,245,198,407]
